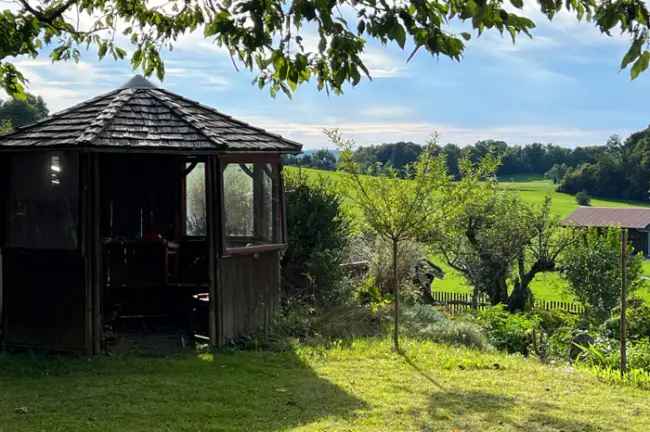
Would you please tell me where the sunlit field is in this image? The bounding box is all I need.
[288,168,650,304]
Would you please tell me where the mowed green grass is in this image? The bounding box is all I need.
[498,174,650,218]
[288,168,650,303]
[1,338,649,431]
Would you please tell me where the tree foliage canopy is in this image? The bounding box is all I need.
[559,126,650,201]
[560,227,644,322]
[0,93,49,129]
[2,0,650,98]
[429,156,572,309]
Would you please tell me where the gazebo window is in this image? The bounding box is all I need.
[185,161,207,236]
[7,151,79,250]
[223,161,281,249]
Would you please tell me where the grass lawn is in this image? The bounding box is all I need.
[1,338,649,431]
[289,168,650,304]
[497,174,650,218]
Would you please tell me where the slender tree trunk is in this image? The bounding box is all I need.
[620,228,628,377]
[508,255,535,312]
[392,239,400,353]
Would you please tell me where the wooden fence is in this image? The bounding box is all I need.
[430,291,584,315]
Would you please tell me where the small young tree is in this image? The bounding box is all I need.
[331,129,447,352]
[560,227,644,323]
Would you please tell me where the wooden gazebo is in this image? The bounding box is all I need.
[0,75,301,354]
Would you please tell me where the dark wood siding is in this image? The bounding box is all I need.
[0,153,8,343]
[0,153,8,246]
[3,250,86,351]
[629,229,649,257]
[220,250,280,341]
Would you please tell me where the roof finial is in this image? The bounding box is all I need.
[120,74,158,89]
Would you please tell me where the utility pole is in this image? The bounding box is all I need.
[620,228,628,378]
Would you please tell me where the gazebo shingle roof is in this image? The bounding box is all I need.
[561,207,650,229]
[0,75,302,153]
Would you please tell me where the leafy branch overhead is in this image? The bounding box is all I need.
[2,0,650,98]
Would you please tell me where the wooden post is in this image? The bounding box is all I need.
[81,153,94,355]
[206,156,225,349]
[0,247,3,347]
[206,156,218,349]
[91,154,103,354]
[620,228,628,378]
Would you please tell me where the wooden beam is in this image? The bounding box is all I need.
[279,162,288,244]
[206,156,219,349]
[91,153,103,355]
[0,247,4,347]
[81,153,94,355]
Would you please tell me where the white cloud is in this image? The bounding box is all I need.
[361,105,413,118]
[361,48,408,78]
[10,57,130,111]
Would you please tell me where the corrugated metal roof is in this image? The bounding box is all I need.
[561,207,650,229]
[0,75,302,153]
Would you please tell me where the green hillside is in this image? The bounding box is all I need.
[498,174,650,218]
[288,168,650,219]
[288,168,650,303]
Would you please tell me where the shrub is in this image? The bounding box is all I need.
[576,190,591,206]
[560,227,644,323]
[264,301,382,350]
[532,309,579,360]
[401,304,491,350]
[352,236,427,303]
[605,298,650,340]
[282,170,351,305]
[476,305,540,355]
[575,337,650,372]
[534,309,578,334]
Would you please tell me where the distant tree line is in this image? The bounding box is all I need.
[284,149,338,170]
[285,139,605,179]
[0,94,49,132]
[557,127,650,202]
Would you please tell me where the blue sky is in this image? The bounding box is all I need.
[8,3,650,149]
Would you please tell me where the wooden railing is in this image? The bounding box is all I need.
[430,291,584,315]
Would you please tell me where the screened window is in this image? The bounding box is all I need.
[185,162,207,236]
[223,162,279,249]
[7,152,79,249]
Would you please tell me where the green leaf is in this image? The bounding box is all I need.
[621,37,643,70]
[631,51,650,79]
[510,0,523,8]
[394,24,406,49]
[97,42,108,59]
[460,32,471,41]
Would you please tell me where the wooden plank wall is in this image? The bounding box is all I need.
[220,250,280,342]
[0,153,8,344]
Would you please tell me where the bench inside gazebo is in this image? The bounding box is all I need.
[0,75,301,354]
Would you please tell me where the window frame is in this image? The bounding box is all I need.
[4,151,81,251]
[218,154,286,256]
[181,158,208,239]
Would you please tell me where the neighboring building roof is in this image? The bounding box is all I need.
[0,75,302,153]
[561,207,650,230]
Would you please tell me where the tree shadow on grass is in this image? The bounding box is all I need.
[425,389,605,432]
[397,352,605,432]
[0,348,366,432]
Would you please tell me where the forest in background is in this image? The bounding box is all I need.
[285,125,650,202]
